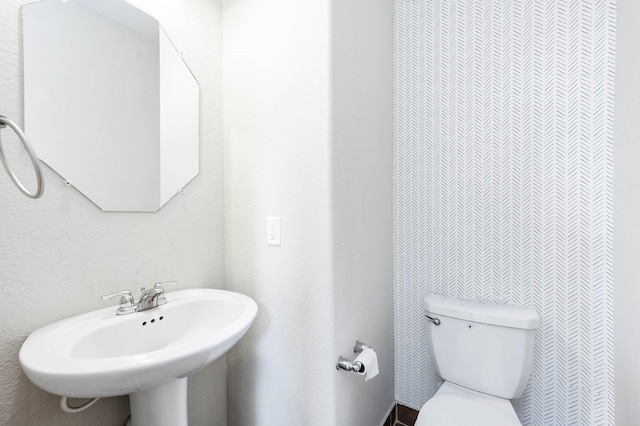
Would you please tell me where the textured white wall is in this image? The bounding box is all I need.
[223,0,336,424]
[0,0,224,424]
[394,1,616,425]
[613,1,640,425]
[332,0,395,424]
[224,0,394,424]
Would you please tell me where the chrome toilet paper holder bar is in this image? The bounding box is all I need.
[336,340,372,373]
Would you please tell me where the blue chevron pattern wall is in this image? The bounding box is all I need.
[393,1,616,425]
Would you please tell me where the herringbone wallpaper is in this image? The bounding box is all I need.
[393,1,615,425]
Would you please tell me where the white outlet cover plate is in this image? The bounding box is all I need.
[267,217,280,246]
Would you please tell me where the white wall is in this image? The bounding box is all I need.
[613,1,640,425]
[223,0,336,424]
[223,0,394,424]
[0,0,224,424]
[332,0,395,424]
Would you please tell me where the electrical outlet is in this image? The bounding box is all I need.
[267,217,280,246]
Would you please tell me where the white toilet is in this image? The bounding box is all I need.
[415,294,540,426]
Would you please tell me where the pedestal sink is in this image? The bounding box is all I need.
[19,288,257,426]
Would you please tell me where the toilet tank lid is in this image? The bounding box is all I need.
[424,294,540,330]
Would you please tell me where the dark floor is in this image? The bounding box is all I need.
[383,403,419,426]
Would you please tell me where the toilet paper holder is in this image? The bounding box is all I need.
[336,340,372,373]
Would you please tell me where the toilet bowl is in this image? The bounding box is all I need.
[416,294,540,426]
[415,382,521,426]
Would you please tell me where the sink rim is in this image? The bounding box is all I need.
[19,288,257,397]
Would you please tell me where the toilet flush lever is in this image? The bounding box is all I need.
[425,314,441,326]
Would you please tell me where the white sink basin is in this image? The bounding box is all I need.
[20,288,257,425]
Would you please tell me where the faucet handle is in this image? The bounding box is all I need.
[152,281,176,306]
[154,280,177,290]
[101,289,134,303]
[101,289,136,314]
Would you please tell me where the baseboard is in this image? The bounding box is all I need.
[378,401,397,426]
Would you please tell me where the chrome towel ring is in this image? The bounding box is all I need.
[0,115,44,199]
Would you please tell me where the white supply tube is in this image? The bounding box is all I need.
[60,396,100,413]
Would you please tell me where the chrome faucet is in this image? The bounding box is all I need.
[101,281,177,315]
[137,283,168,311]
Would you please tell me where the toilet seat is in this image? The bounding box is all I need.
[415,382,522,426]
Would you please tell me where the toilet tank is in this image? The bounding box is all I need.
[424,294,540,399]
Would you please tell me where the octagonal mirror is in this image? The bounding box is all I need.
[23,0,200,212]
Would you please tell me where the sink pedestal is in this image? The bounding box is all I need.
[129,378,188,426]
